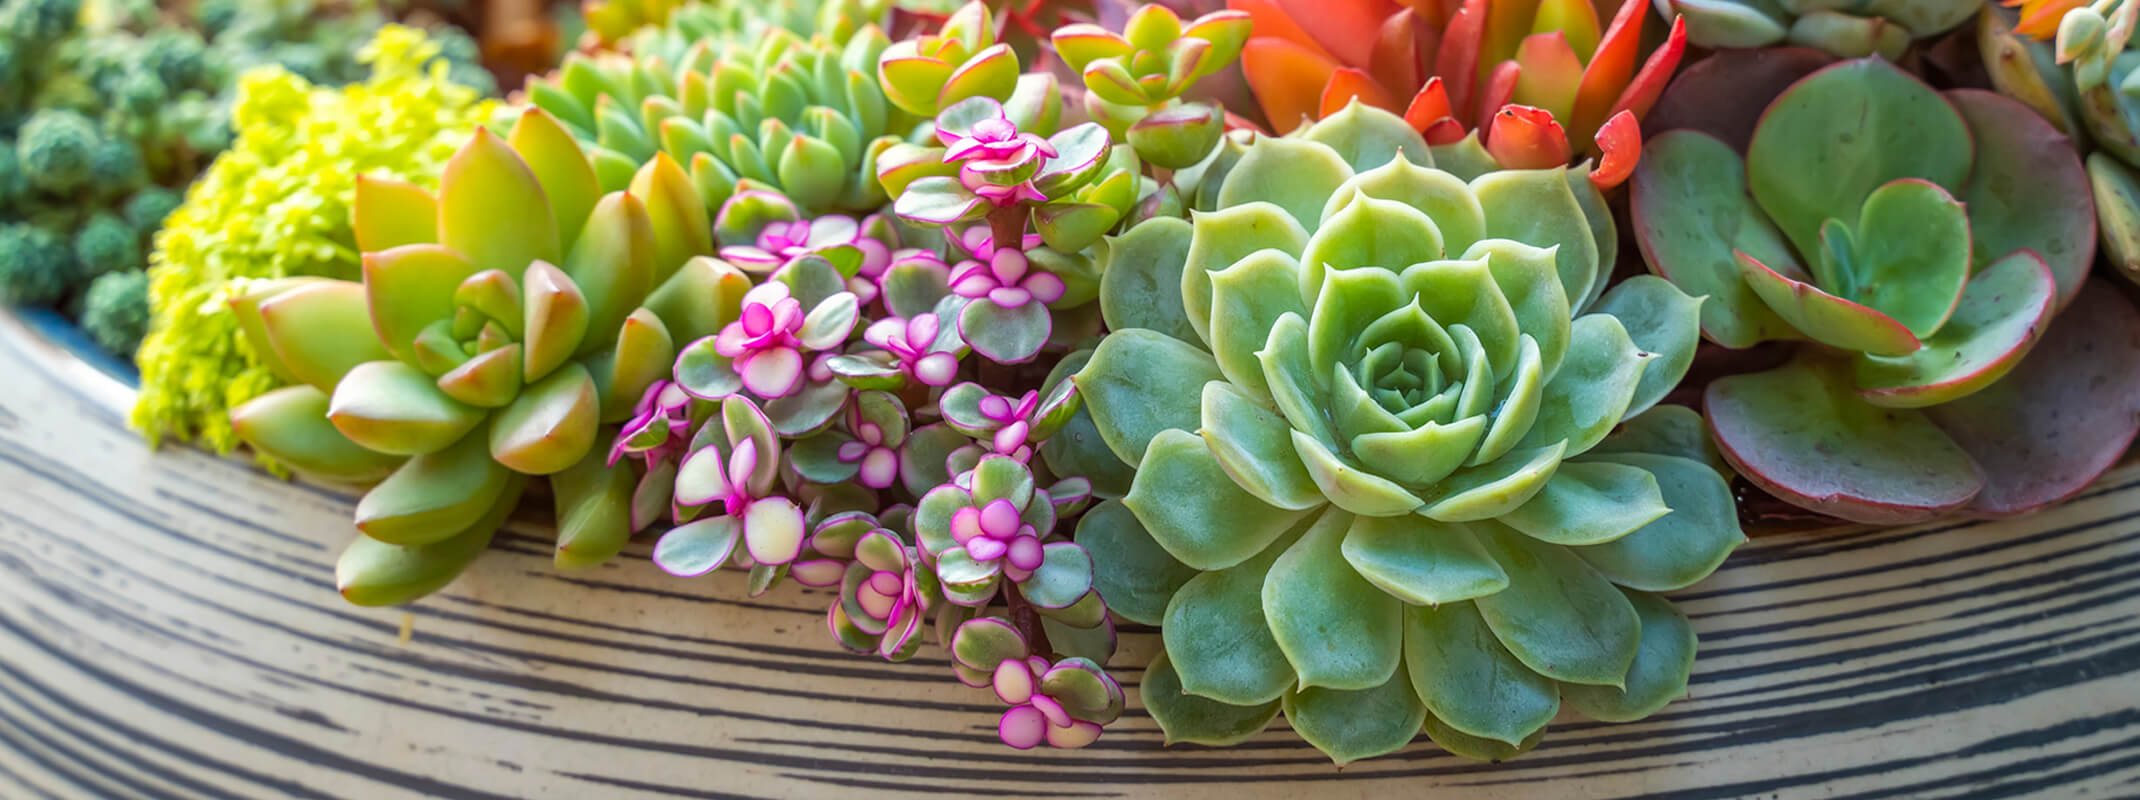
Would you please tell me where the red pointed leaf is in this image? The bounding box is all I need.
[1589,110,1640,189]
[1274,0,1400,69]
[1476,60,1522,135]
[1434,0,1488,120]
[1321,67,1400,118]
[1242,37,1343,133]
[1485,104,1572,169]
[1570,0,1648,143]
[1605,17,1686,125]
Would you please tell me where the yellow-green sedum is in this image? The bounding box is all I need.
[132,25,504,467]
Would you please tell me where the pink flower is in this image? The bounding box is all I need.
[720,216,872,273]
[864,312,962,387]
[950,249,1066,310]
[993,657,1104,750]
[836,406,902,490]
[978,389,1040,460]
[714,283,808,398]
[950,498,1045,582]
[949,226,1042,260]
[938,100,1057,168]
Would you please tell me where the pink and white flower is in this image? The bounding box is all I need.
[673,436,807,566]
[863,312,962,387]
[949,498,1045,582]
[993,657,1104,750]
[950,249,1065,310]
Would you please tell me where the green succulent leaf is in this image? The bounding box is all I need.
[336,476,524,607]
[1264,508,1401,691]
[230,386,404,483]
[1561,589,1697,722]
[363,245,481,367]
[1499,461,1670,546]
[1952,89,2094,307]
[354,430,514,545]
[1629,130,1802,348]
[1076,329,1224,466]
[1182,201,1310,347]
[1851,251,2056,408]
[1834,179,1971,340]
[1404,601,1559,747]
[1472,167,1601,310]
[1163,517,1307,705]
[1299,102,1431,175]
[1471,521,1641,687]
[1570,453,1745,591]
[441,129,563,281]
[1142,650,1282,746]
[258,282,395,394]
[1339,514,1509,606]
[1737,250,1922,356]
[1422,710,1547,762]
[1077,500,1198,625]
[1517,314,1652,457]
[1019,543,1094,609]
[489,363,601,476]
[1214,138,1356,233]
[1126,429,1313,570]
[1281,666,1427,766]
[551,445,637,568]
[1422,441,1567,522]
[329,360,487,456]
[1098,217,1197,342]
[1589,276,1702,419]
[1199,382,1323,510]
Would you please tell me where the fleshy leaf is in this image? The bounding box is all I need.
[1836,179,1971,340]
[1142,650,1282,746]
[230,386,404,482]
[258,281,394,393]
[1518,314,1649,456]
[1213,138,1357,232]
[1264,509,1401,691]
[1340,514,1509,606]
[1404,601,1558,746]
[1182,201,1311,346]
[1588,276,1701,419]
[1163,517,1306,705]
[439,129,562,280]
[354,431,513,545]
[1075,329,1224,466]
[1077,500,1198,625]
[336,476,523,607]
[1561,589,1696,722]
[1098,217,1198,343]
[958,300,1050,364]
[1851,251,2056,408]
[1200,382,1322,510]
[1126,429,1312,571]
[1471,521,1641,687]
[1951,89,2094,308]
[1207,250,1309,398]
[328,361,486,456]
[1628,130,1801,348]
[1281,668,1427,766]
[1499,461,1669,546]
[1737,250,1921,357]
[1570,453,1744,591]
[1472,167,1600,309]
[489,363,601,476]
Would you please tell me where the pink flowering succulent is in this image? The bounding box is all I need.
[949,618,1125,750]
[826,312,965,389]
[827,527,938,661]
[653,397,808,573]
[674,279,861,400]
[950,248,1066,312]
[938,380,1082,465]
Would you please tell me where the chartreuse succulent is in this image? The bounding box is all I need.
[1633,57,2138,523]
[1660,0,1978,58]
[580,0,886,49]
[1069,104,1742,763]
[525,11,913,220]
[224,107,719,605]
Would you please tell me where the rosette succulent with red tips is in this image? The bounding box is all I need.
[1231,0,1680,185]
[1066,104,1742,763]
[1635,56,2140,523]
[224,108,719,605]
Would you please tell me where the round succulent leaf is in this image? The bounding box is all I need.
[1462,240,1571,378]
[1075,329,1223,466]
[788,432,862,483]
[959,299,1051,364]
[1398,258,1523,377]
[336,477,523,607]
[1925,282,2140,516]
[893,175,987,226]
[1828,179,1974,340]
[936,382,998,436]
[1281,668,1428,767]
[1033,201,1120,254]
[795,293,859,352]
[1078,500,1198,625]
[229,387,405,483]
[1098,217,1198,343]
[1340,514,1510,606]
[1852,251,2057,408]
[1324,159,1486,258]
[1736,250,1922,357]
[1142,650,1282,746]
[1587,405,1729,475]
[1403,601,1559,747]
[672,337,742,400]
[1163,517,1308,705]
[1706,355,1983,524]
[969,455,1035,509]
[762,378,849,438]
[1568,452,1744,591]
[1745,58,1973,261]
[1039,658,1119,721]
[914,482,975,556]
[354,432,514,545]
[950,616,1029,672]
[1517,314,1651,457]
[1039,407,1136,499]
[1290,430,1426,516]
[1944,91,2093,309]
[489,364,601,476]
[1471,167,1601,310]
[824,353,906,391]
[652,517,741,577]
[1301,102,1433,175]
[1127,429,1314,570]
[1562,589,1696,722]
[440,129,564,283]
[363,245,481,366]
[1470,521,1641,686]
[1421,710,1547,762]
[1030,374,1082,443]
[1628,130,1802,348]
[903,423,972,497]
[1018,543,1093,610]
[1215,138,1357,233]
[1181,201,1311,346]
[1128,104,1225,170]
[259,282,396,394]
[935,546,1004,590]
[1263,509,1402,691]
[1589,276,1702,420]
[1297,195,1446,305]
[1499,461,1670,547]
[1205,250,1309,399]
[328,361,487,456]
[1042,587,1112,630]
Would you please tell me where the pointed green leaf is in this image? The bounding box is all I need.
[1298,195,1446,304]
[1589,276,1702,419]
[1206,249,1308,398]
[1519,314,1650,456]
[552,444,637,568]
[1340,514,1509,606]
[1182,201,1310,346]
[489,363,601,475]
[363,245,480,367]
[1075,329,1223,466]
[1265,508,1400,690]
[230,386,404,483]
[1126,429,1312,570]
[1422,442,1566,521]
[1472,167,1600,309]
[1471,521,1642,686]
[1162,514,1308,705]
[439,129,562,280]
[1281,668,1426,766]
[336,476,524,607]
[1214,138,1356,233]
[258,281,394,393]
[1561,589,1697,722]
[352,177,437,253]
[1571,452,1744,592]
[1404,601,1559,746]
[1077,500,1199,625]
[562,192,656,356]
[508,108,599,251]
[1300,102,1431,174]
[1199,381,1322,510]
[1142,650,1282,746]
[1098,217,1197,343]
[354,430,514,545]
[1500,461,1669,546]
[328,360,487,455]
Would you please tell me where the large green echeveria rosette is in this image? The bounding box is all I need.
[1069,103,1744,765]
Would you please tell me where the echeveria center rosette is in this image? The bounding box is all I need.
[1066,103,1744,764]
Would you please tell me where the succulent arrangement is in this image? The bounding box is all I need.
[0,0,490,358]
[45,0,2140,770]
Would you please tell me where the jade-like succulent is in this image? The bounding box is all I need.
[1067,104,1742,763]
[875,1,1022,117]
[1660,0,1978,58]
[1050,3,1249,168]
[226,108,717,605]
[1230,0,1677,185]
[527,18,910,219]
[1634,56,2140,523]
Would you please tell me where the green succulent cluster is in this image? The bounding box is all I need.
[1068,103,1744,764]
[529,12,913,220]
[133,25,502,464]
[0,0,491,358]
[1664,0,1980,58]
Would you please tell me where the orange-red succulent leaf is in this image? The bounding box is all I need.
[1589,110,1640,189]
[1228,0,1338,61]
[1403,77,1455,131]
[1511,31,1584,124]
[1485,104,1572,169]
[1321,67,1402,117]
[1424,117,1469,145]
[1242,37,1344,133]
[1571,0,1649,141]
[1436,0,1489,120]
[1275,0,1401,69]
[1478,60,1523,134]
[2014,0,2088,38]
[1606,17,1686,126]
[1371,8,1433,99]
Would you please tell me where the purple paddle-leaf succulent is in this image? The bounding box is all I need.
[1634,55,2129,524]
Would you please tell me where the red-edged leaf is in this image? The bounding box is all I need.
[1434,0,1488,120]
[1570,0,1648,143]
[1484,104,1571,169]
[1589,110,1640,189]
[1321,67,1400,117]
[1475,61,1522,138]
[1242,37,1344,133]
[1403,77,1459,139]
[1644,48,1835,153]
[1370,8,1433,99]
[1604,17,1686,126]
